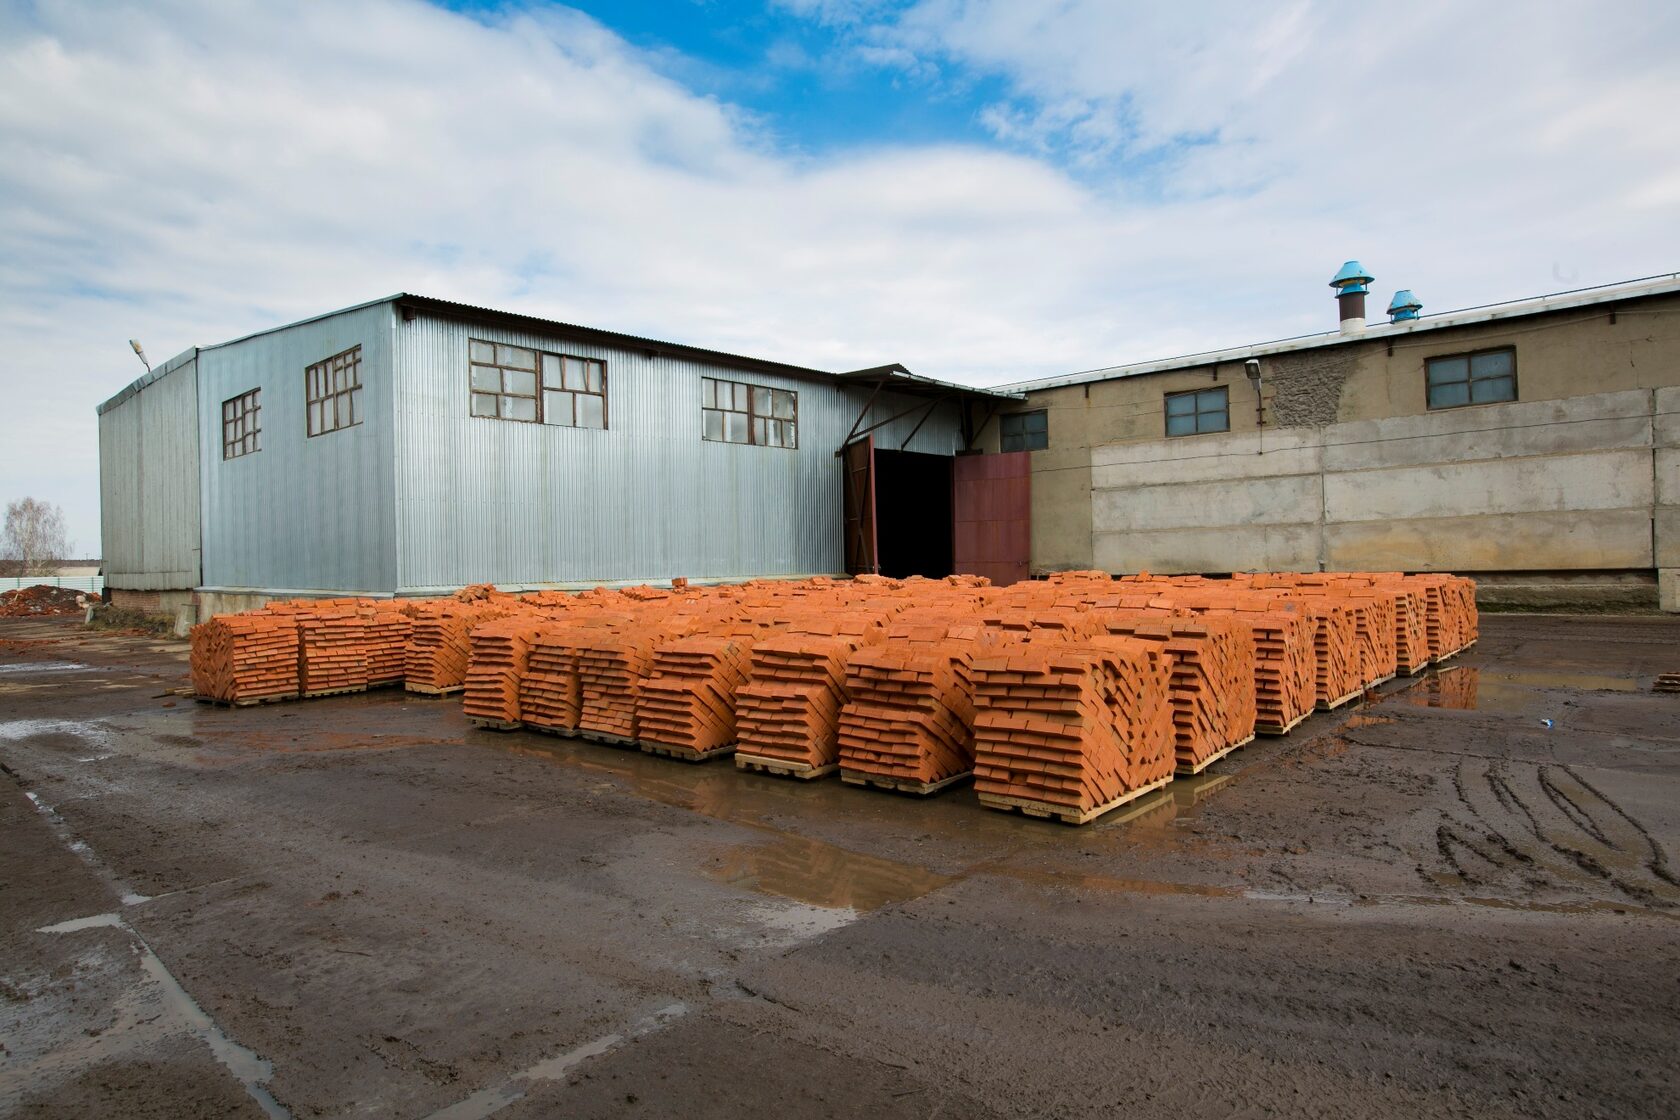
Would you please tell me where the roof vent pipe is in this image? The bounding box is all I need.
[1387,289,1422,323]
[1329,260,1373,334]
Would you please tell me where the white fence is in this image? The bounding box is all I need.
[0,575,104,595]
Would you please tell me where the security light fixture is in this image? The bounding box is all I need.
[1245,358,1265,427]
[129,339,150,373]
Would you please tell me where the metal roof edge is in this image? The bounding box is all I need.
[95,347,200,415]
[997,272,1680,394]
[395,293,843,385]
[196,295,403,354]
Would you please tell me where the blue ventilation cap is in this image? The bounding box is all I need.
[1387,290,1422,322]
[1329,260,1373,294]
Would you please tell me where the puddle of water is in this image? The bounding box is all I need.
[0,661,90,675]
[709,833,954,910]
[135,943,289,1118]
[1377,666,1640,714]
[37,912,125,934]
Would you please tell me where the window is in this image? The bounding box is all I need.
[1165,386,1229,437]
[1426,347,1516,409]
[222,389,261,459]
[702,377,797,448]
[469,340,606,428]
[306,346,363,437]
[1000,410,1048,452]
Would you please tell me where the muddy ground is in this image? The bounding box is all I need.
[1,614,1677,1119]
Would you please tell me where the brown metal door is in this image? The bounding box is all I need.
[952,451,1030,586]
[843,436,879,575]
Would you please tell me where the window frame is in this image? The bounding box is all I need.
[221,388,262,460]
[305,345,364,438]
[468,339,608,429]
[1163,385,1230,438]
[999,409,1049,452]
[1425,346,1517,411]
[701,376,798,449]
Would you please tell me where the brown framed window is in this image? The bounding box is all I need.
[541,354,607,428]
[305,346,363,436]
[222,389,261,459]
[1426,346,1516,409]
[702,377,797,448]
[1164,386,1229,437]
[1000,409,1048,451]
[469,340,606,428]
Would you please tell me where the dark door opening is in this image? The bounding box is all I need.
[872,449,953,579]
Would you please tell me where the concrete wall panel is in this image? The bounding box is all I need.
[1324,448,1651,523]
[1094,524,1318,574]
[1094,473,1321,534]
[1327,510,1653,572]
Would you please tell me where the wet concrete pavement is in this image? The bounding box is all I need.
[2,615,1678,1118]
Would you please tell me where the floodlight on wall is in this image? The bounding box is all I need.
[1244,358,1264,427]
[129,339,151,373]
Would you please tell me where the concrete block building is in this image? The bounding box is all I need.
[985,270,1680,611]
[97,296,1022,618]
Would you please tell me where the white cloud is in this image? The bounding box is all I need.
[1,0,1677,552]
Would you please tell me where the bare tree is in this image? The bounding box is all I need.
[2,498,71,578]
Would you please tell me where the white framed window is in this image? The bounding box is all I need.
[469,340,606,428]
[222,389,261,459]
[702,377,797,448]
[306,346,363,437]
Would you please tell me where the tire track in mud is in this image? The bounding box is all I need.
[1431,759,1679,907]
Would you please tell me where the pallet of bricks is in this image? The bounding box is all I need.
[837,606,994,795]
[968,627,1178,825]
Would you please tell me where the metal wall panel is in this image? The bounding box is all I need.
[197,304,397,592]
[393,312,966,592]
[98,353,201,589]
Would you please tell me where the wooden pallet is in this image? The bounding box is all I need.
[194,692,297,708]
[1434,639,1477,664]
[302,686,368,700]
[1175,733,1254,776]
[1654,673,1680,694]
[840,769,973,796]
[1397,661,1429,677]
[1254,709,1311,737]
[577,729,639,749]
[1368,672,1397,687]
[404,683,464,697]
[735,753,838,781]
[978,774,1174,826]
[641,741,737,763]
[468,717,522,732]
[1317,686,1364,711]
[524,724,579,739]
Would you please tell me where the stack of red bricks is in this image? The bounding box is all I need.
[290,602,371,697]
[364,604,413,688]
[573,623,666,743]
[1412,575,1479,660]
[1099,614,1256,773]
[736,614,890,774]
[1294,597,1364,708]
[837,615,989,789]
[1222,606,1316,734]
[636,632,755,756]
[462,615,549,727]
[516,620,610,734]
[405,603,502,694]
[970,637,1175,820]
[190,613,301,704]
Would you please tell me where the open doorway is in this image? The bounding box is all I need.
[872,449,953,579]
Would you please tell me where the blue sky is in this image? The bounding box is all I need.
[1,0,1678,553]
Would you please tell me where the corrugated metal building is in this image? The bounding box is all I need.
[98,295,1024,616]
